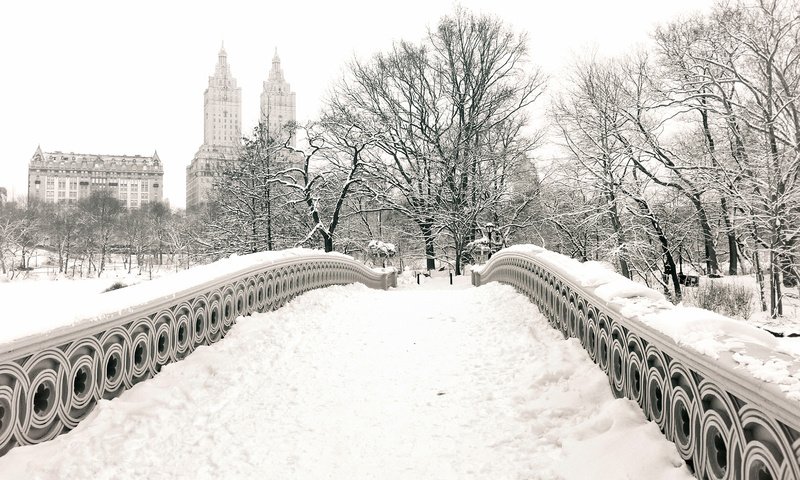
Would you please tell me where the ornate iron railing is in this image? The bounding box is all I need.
[0,251,395,455]
[473,246,800,480]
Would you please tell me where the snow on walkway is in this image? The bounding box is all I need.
[0,278,691,479]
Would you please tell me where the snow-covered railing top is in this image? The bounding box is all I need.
[473,245,800,480]
[0,249,396,455]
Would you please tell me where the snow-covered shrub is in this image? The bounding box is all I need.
[683,280,754,320]
[103,281,127,293]
[367,240,396,258]
[367,240,396,267]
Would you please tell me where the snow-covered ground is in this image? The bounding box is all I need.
[0,276,689,479]
[0,253,183,344]
[684,274,800,336]
[0,275,148,345]
[0,249,336,346]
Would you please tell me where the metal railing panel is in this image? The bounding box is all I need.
[0,251,395,455]
[473,246,799,480]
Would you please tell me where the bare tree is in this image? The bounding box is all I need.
[44,202,79,273]
[274,119,373,252]
[330,7,545,273]
[0,201,44,278]
[204,123,304,256]
[119,207,152,274]
[552,58,636,279]
[651,0,800,316]
[78,190,123,275]
[552,55,692,297]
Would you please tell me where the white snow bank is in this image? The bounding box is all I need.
[0,282,691,479]
[488,245,800,402]
[0,248,348,347]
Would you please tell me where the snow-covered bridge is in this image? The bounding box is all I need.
[0,248,797,479]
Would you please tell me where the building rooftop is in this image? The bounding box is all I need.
[29,147,163,170]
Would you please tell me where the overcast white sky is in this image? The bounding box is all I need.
[0,0,714,208]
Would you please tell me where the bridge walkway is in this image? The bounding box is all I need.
[0,277,690,479]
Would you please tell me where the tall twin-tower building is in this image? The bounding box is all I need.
[185,45,296,210]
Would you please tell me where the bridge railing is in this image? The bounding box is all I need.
[0,249,395,455]
[473,245,800,480]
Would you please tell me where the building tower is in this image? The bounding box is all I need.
[260,49,297,147]
[204,45,242,147]
[186,44,243,209]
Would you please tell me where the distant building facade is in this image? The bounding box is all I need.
[261,49,297,147]
[185,45,242,210]
[186,45,297,209]
[27,146,163,209]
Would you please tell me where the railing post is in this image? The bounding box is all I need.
[471,269,482,287]
[384,269,397,289]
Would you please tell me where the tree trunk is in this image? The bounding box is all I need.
[323,235,333,253]
[606,192,631,279]
[100,243,106,275]
[720,198,738,275]
[266,173,273,251]
[454,241,462,276]
[633,197,680,300]
[780,239,799,287]
[764,59,785,318]
[769,247,784,318]
[664,251,681,302]
[251,220,258,253]
[697,102,722,276]
[753,249,767,312]
[689,195,719,275]
[420,221,436,271]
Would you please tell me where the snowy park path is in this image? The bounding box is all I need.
[0,277,691,479]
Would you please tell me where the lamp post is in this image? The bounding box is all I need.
[485,223,495,260]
